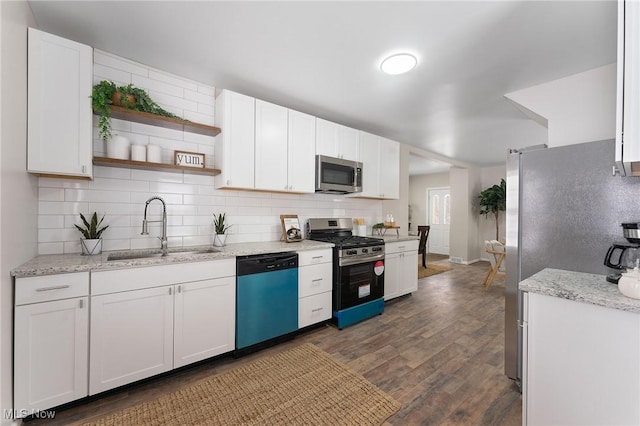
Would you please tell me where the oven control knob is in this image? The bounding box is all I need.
[372,247,381,252]
[346,249,357,255]
[362,248,368,253]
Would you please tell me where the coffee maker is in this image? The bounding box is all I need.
[605,222,640,283]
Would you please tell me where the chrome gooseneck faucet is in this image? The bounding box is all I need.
[141,196,168,255]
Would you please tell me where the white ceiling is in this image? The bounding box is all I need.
[28,0,617,174]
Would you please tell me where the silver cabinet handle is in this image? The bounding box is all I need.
[311,307,323,313]
[79,299,84,309]
[178,285,182,294]
[81,165,87,174]
[311,278,323,282]
[36,285,70,292]
[169,287,172,295]
[311,256,324,260]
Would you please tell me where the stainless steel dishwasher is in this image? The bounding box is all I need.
[236,252,298,353]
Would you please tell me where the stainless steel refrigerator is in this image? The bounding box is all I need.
[504,138,640,384]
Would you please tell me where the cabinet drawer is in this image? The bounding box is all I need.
[299,291,332,328]
[299,263,332,298]
[298,249,332,266]
[385,240,419,254]
[91,258,235,295]
[15,272,89,305]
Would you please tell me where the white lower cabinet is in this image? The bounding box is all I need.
[14,272,89,417]
[173,277,235,368]
[524,292,640,425]
[384,240,419,301]
[298,249,333,328]
[89,286,174,395]
[89,259,236,395]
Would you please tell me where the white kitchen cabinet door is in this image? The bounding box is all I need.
[616,0,640,175]
[315,118,359,161]
[315,118,340,158]
[215,90,255,189]
[338,125,359,161]
[352,132,399,199]
[27,28,92,178]
[255,100,289,191]
[90,286,174,395]
[525,292,640,425]
[384,241,419,300]
[14,297,89,416]
[357,131,382,198]
[173,277,235,368]
[383,252,401,301]
[288,110,316,193]
[379,138,400,199]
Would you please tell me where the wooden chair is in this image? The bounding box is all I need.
[417,226,430,268]
[482,240,505,290]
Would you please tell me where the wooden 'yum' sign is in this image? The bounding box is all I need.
[174,151,205,168]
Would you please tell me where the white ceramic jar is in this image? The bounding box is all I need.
[618,267,640,299]
[107,135,130,160]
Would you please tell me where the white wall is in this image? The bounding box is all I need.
[38,51,384,254]
[408,172,449,233]
[1,1,38,422]
[449,166,481,264]
[505,64,616,147]
[382,144,410,236]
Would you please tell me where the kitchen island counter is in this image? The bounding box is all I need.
[520,268,640,314]
[11,240,333,278]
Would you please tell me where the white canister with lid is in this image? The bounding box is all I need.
[618,260,640,299]
[106,135,130,160]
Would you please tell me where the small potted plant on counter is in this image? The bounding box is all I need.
[212,213,231,247]
[74,212,109,255]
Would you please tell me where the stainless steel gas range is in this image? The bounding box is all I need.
[307,218,385,329]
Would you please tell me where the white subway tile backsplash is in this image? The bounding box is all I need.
[93,64,131,85]
[38,51,384,255]
[39,187,65,202]
[94,50,149,77]
[148,69,199,92]
[131,74,184,98]
[183,110,214,126]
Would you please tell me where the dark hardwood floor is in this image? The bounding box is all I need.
[28,256,521,425]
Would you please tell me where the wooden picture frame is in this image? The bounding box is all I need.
[174,150,205,168]
[280,215,303,243]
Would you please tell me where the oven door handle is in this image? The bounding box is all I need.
[339,253,385,267]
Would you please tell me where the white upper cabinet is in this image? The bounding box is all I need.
[616,0,640,175]
[287,110,316,193]
[353,131,399,199]
[28,28,93,178]
[215,90,255,189]
[315,118,359,161]
[255,100,288,191]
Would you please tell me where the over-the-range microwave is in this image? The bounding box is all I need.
[315,155,363,194]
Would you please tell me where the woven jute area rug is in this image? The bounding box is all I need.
[418,263,452,279]
[83,343,401,426]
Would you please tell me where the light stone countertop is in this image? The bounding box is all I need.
[11,240,334,278]
[381,235,420,243]
[519,268,640,314]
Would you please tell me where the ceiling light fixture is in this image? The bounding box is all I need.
[380,53,417,75]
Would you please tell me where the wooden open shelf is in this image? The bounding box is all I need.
[98,105,221,137]
[93,156,221,176]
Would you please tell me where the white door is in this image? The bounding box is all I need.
[427,187,450,255]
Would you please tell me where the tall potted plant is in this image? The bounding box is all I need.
[74,212,109,255]
[212,213,231,247]
[479,178,506,241]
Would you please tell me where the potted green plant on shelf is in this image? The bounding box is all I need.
[212,213,232,247]
[91,80,182,143]
[479,178,506,241]
[74,212,109,255]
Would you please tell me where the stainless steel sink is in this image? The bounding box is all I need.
[107,248,220,261]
